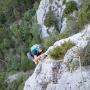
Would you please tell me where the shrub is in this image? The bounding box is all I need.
[0,72,6,90]
[18,82,24,90]
[7,74,28,90]
[63,0,66,5]
[77,0,90,27]
[30,17,41,46]
[11,14,41,49]
[4,9,39,72]
[49,41,75,60]
[42,32,71,49]
[6,51,35,72]
[44,10,56,27]
[22,9,36,22]
[64,1,78,16]
[41,32,60,49]
[66,17,82,34]
[64,0,90,35]
[0,13,7,24]
[20,52,35,71]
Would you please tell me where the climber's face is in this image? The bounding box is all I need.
[38,48,43,54]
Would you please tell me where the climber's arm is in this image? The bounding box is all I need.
[33,55,40,64]
[33,54,47,64]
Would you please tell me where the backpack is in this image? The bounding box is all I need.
[31,44,40,52]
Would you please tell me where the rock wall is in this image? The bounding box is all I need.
[36,0,84,37]
[24,25,90,90]
[36,0,65,37]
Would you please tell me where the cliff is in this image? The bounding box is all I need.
[24,0,90,89]
[24,25,90,90]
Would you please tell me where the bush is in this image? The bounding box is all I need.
[30,17,41,46]
[0,13,7,24]
[41,32,59,49]
[44,10,56,27]
[77,0,90,27]
[2,7,40,73]
[49,41,75,60]
[8,12,40,72]
[6,51,35,72]
[20,52,35,71]
[42,32,72,49]
[64,1,78,16]
[7,74,28,90]
[0,73,6,90]
[0,72,29,90]
[65,17,82,34]
[11,12,41,49]
[63,0,90,35]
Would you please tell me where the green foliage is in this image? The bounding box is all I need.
[0,0,40,25]
[64,1,78,15]
[63,0,66,5]
[0,72,29,90]
[0,27,14,49]
[0,27,15,63]
[33,1,40,11]
[11,10,40,49]
[0,13,7,24]
[0,73,6,90]
[77,0,90,27]
[30,17,41,46]
[3,11,39,72]
[42,32,71,49]
[6,57,20,72]
[0,1,40,89]
[0,1,41,73]
[18,82,24,90]
[22,9,35,22]
[65,0,90,35]
[0,0,40,72]
[7,74,28,90]
[20,52,35,71]
[49,41,75,60]
[44,10,56,27]
[65,16,82,35]
[6,50,35,72]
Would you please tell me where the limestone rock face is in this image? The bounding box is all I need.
[24,25,90,90]
[47,66,90,90]
[36,0,49,37]
[36,0,65,37]
[36,0,84,37]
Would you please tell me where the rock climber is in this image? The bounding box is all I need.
[27,44,46,64]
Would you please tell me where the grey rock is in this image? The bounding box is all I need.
[24,25,90,90]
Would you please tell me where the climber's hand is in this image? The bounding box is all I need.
[33,55,39,64]
[34,59,39,64]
